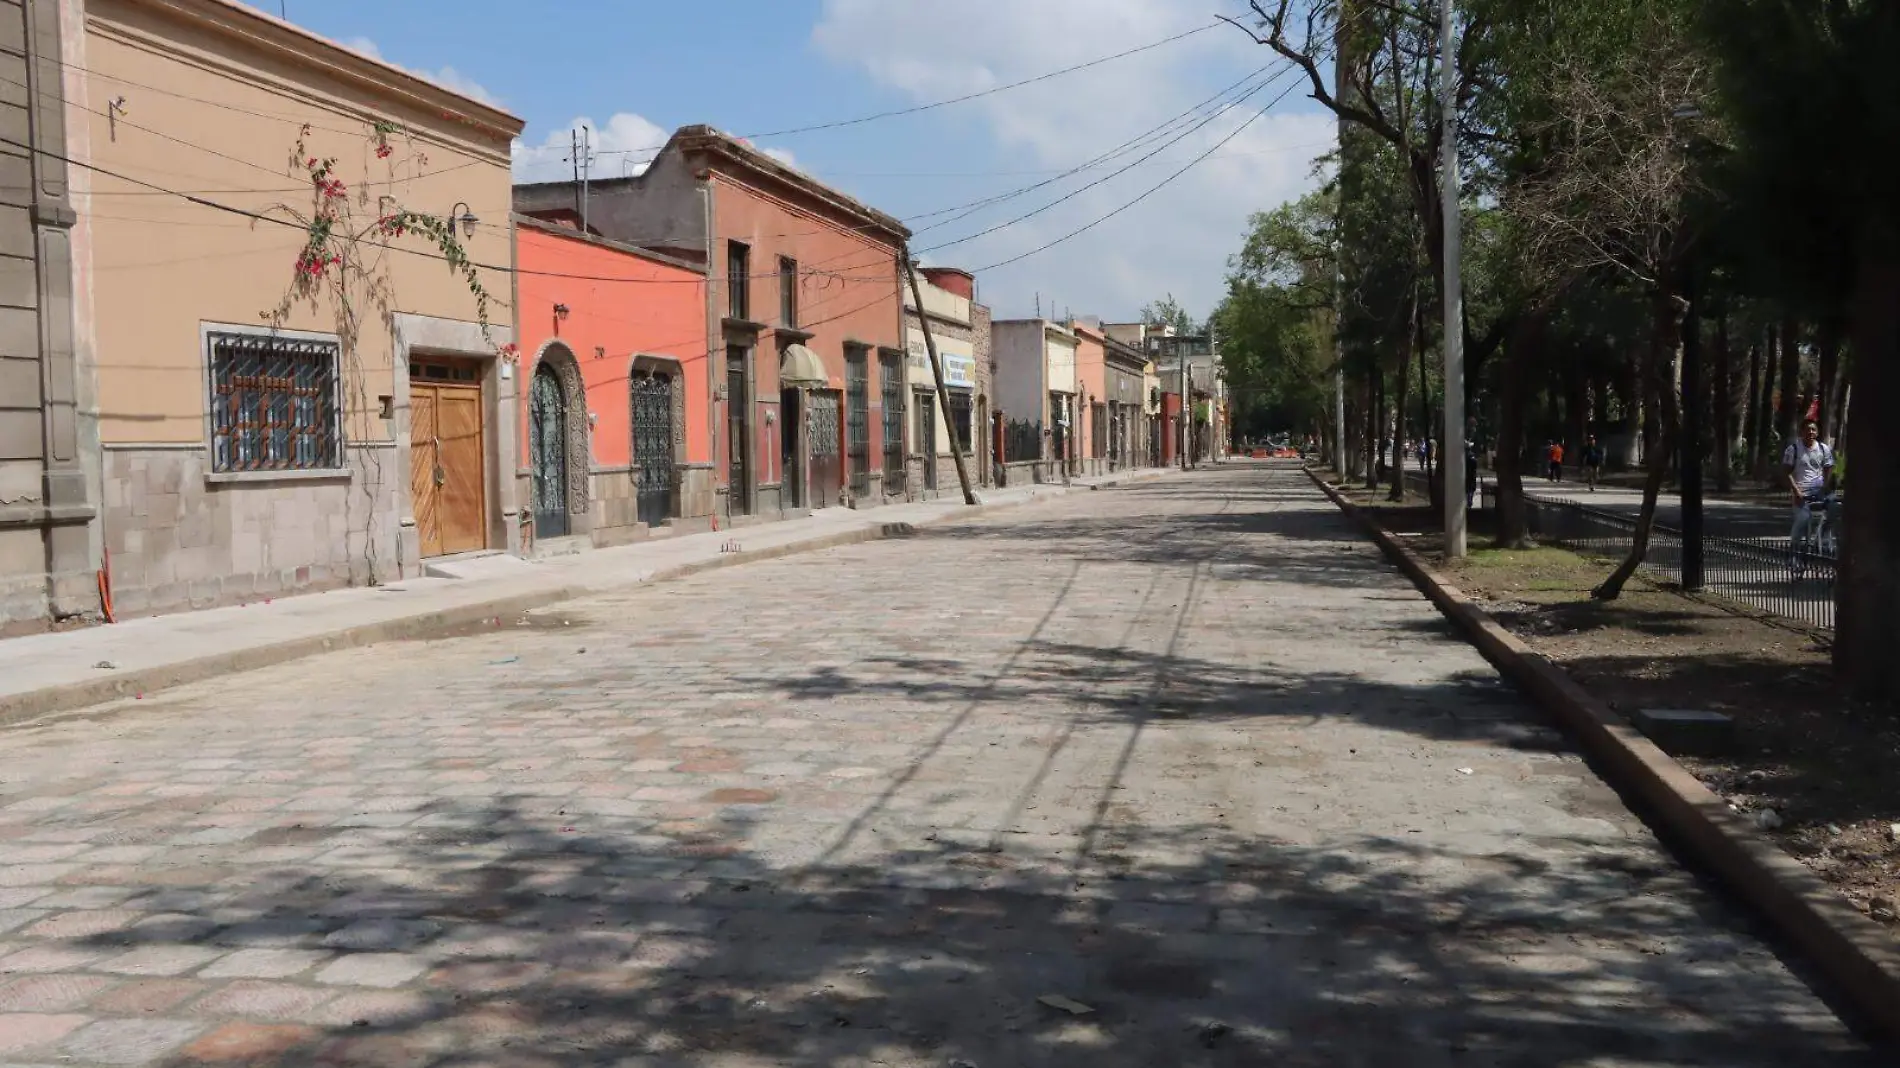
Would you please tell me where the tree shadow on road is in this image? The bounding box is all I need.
[61,801,1874,1067]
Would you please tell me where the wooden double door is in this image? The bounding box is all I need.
[410,358,488,557]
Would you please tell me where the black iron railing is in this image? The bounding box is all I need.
[1482,486,1837,630]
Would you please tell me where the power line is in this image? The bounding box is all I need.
[972,75,1307,273]
[591,21,1222,157]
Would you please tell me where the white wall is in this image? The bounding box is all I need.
[992,321,1048,426]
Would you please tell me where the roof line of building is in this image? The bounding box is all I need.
[512,214,707,276]
[130,0,524,141]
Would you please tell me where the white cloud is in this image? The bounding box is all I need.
[760,145,799,169]
[343,37,501,108]
[511,112,671,184]
[811,0,1334,320]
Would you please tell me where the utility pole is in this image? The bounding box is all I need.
[580,124,593,234]
[1439,0,1468,558]
[570,129,582,222]
[1680,266,1704,590]
[902,247,977,505]
[1180,355,1191,470]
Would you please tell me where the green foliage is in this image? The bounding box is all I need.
[1139,294,1198,335]
[1214,187,1339,434]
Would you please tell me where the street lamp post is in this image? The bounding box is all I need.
[1673,103,1705,591]
[1440,0,1467,558]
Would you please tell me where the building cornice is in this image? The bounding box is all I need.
[513,214,706,275]
[100,0,523,149]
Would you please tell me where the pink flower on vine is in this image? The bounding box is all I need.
[375,144,393,160]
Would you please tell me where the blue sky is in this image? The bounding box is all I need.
[257,0,1335,321]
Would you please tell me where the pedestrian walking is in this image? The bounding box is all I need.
[1465,440,1479,510]
[1584,436,1604,491]
[1783,420,1835,576]
[1545,441,1564,482]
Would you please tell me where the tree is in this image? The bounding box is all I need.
[1216,189,1340,443]
[1499,2,1712,599]
[1702,0,1900,701]
[1140,294,1198,335]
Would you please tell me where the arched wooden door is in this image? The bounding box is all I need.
[528,362,569,538]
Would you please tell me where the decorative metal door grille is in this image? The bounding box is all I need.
[845,354,870,497]
[879,353,905,482]
[207,331,341,473]
[632,373,675,527]
[727,350,750,516]
[915,390,937,490]
[808,389,842,508]
[529,363,569,537]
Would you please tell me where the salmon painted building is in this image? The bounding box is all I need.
[516,126,911,521]
[512,217,711,547]
[1071,321,1109,478]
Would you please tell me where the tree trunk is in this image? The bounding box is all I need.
[1419,296,1441,510]
[1389,287,1416,502]
[1776,316,1801,450]
[1567,363,1588,471]
[1753,326,1778,479]
[1596,290,1686,600]
[1816,323,1841,446]
[1714,311,1734,493]
[1494,310,1544,548]
[1743,333,1761,482]
[1828,364,1850,446]
[1363,368,1378,487]
[1836,253,1900,703]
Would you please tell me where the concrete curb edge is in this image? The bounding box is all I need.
[1304,465,1900,1044]
[0,471,1166,728]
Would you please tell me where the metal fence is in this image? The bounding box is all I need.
[1486,486,1837,630]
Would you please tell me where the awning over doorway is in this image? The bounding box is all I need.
[780,344,827,387]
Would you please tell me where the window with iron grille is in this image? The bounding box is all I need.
[727,241,751,320]
[845,348,871,496]
[778,256,798,328]
[206,328,342,473]
[879,351,905,481]
[945,390,973,453]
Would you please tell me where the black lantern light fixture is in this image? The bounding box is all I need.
[447,202,479,239]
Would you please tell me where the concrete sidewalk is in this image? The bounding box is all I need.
[0,469,1170,724]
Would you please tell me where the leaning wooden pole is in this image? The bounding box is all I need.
[902,246,978,505]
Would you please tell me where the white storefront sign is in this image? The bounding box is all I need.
[907,328,974,389]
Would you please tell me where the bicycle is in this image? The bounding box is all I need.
[1789,492,1839,577]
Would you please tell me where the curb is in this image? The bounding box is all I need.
[1305,466,1900,1043]
[0,473,1163,728]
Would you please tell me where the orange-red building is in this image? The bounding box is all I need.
[512,217,711,546]
[517,126,911,521]
[1071,322,1109,477]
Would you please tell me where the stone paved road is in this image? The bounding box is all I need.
[0,462,1874,1067]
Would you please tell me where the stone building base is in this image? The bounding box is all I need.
[100,444,399,619]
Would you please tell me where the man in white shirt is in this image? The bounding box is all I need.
[1783,421,1835,571]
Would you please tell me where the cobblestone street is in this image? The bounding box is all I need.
[0,463,1873,1066]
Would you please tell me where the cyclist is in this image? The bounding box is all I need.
[1783,420,1835,575]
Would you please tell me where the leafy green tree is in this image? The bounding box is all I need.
[1702,0,1900,701]
[1140,294,1198,335]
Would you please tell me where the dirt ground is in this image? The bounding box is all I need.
[1325,474,1900,937]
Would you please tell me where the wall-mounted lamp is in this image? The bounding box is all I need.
[553,303,571,320]
[447,202,479,239]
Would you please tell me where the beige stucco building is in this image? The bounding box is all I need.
[69,0,521,619]
[0,0,87,634]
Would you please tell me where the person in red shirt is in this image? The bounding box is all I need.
[1546,441,1565,482]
